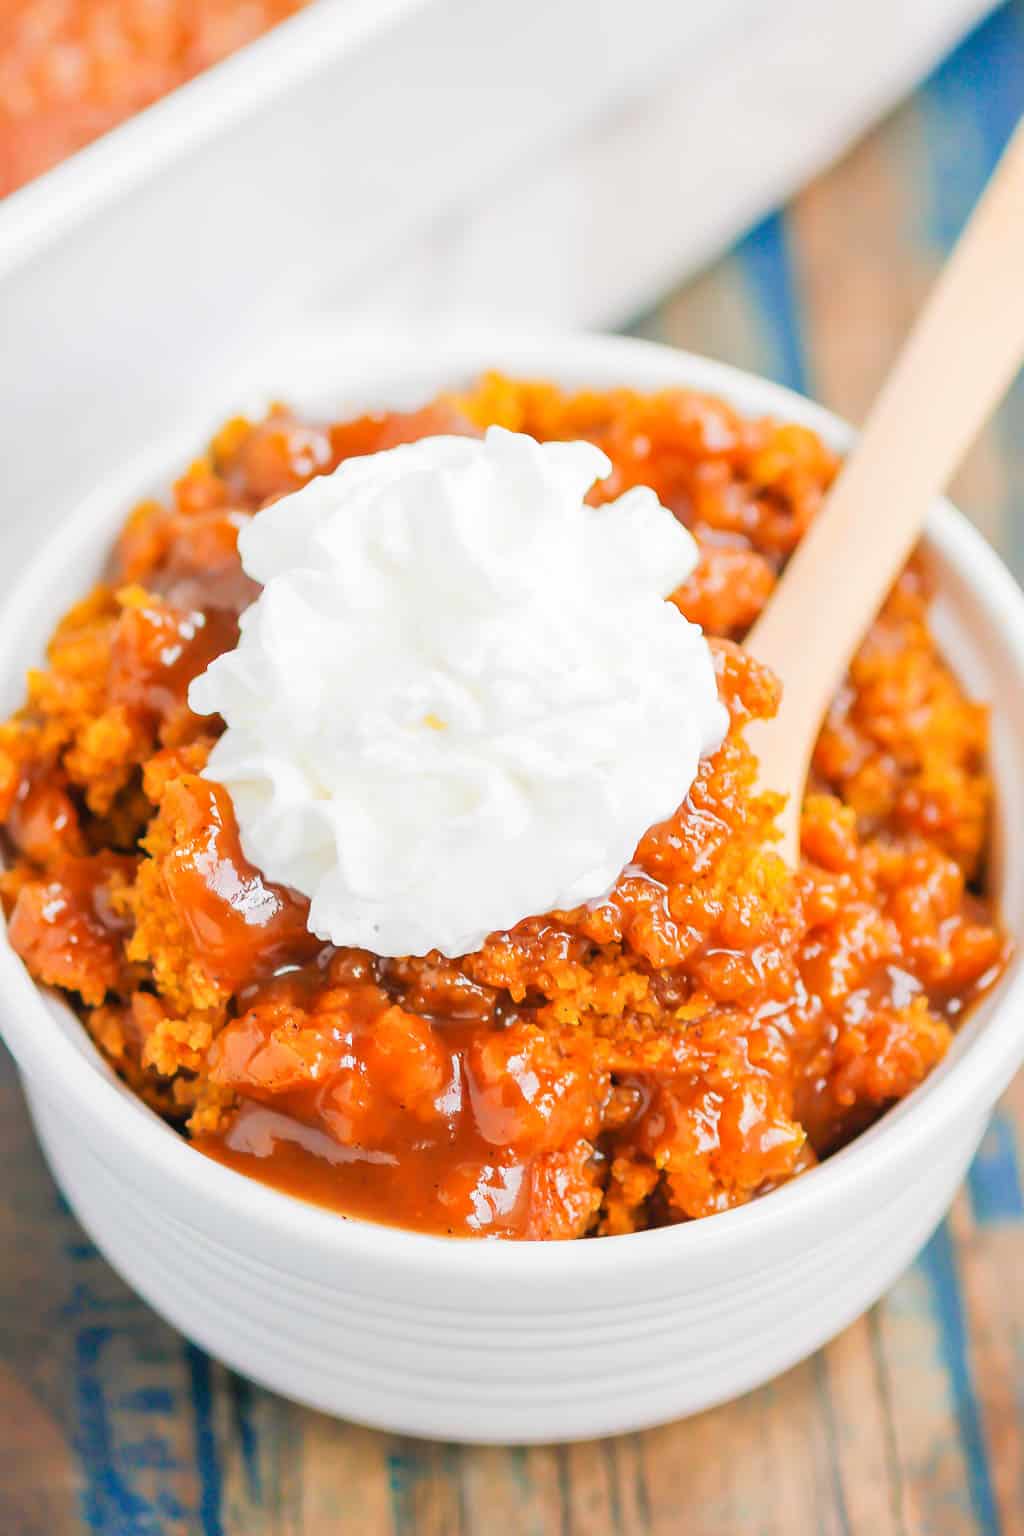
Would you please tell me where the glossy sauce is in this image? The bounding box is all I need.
[158,777,320,994]
[0,382,1008,1240]
[198,957,603,1238]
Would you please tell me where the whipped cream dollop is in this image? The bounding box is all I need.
[189,427,727,958]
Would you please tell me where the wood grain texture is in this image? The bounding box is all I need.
[1,6,1023,1532]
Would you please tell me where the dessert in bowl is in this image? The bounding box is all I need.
[1,334,1023,1441]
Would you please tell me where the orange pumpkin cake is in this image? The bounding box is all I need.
[0,375,1006,1238]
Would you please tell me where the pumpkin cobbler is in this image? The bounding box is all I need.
[0,376,1007,1238]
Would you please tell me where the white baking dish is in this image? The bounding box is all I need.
[0,0,747,581]
[0,0,997,600]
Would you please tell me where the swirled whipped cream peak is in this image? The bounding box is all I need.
[188,426,728,958]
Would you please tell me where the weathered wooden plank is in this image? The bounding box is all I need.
[956,1067,1024,1534]
[299,1421,394,1536]
[0,1359,81,1536]
[0,1054,84,1536]
[459,1444,560,1536]
[0,1049,215,1535]
[823,1315,909,1536]
[558,1439,630,1536]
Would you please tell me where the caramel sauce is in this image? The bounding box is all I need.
[160,778,321,995]
[197,951,604,1238]
[0,380,1007,1240]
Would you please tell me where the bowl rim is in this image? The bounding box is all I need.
[3,328,1024,1280]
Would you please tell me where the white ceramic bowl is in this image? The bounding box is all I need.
[2,334,1023,1445]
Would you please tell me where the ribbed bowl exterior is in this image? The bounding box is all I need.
[25,1080,987,1441]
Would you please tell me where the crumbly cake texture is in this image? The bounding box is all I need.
[0,377,1005,1238]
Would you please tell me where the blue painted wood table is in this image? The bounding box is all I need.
[2,7,1023,1533]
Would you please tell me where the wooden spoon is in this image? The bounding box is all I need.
[746,117,1024,866]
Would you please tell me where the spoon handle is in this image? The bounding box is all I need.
[746,116,1024,864]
